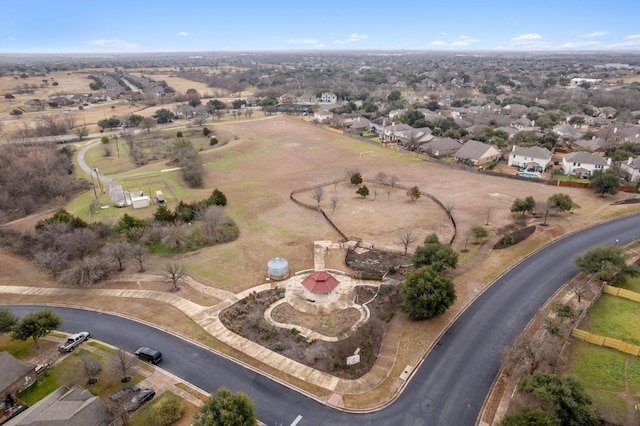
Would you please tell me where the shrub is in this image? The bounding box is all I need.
[210,137,218,146]
[388,265,397,274]
[500,235,515,245]
[551,302,576,318]
[290,327,300,335]
[272,342,285,351]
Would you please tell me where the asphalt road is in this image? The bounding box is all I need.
[5,213,640,425]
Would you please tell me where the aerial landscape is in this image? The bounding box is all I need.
[2,1,640,426]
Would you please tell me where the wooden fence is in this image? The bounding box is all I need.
[603,284,640,302]
[571,328,640,356]
[571,284,640,356]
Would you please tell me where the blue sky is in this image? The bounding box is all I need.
[2,1,640,53]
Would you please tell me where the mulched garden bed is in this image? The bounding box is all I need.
[346,247,412,279]
[493,225,537,249]
[219,285,402,379]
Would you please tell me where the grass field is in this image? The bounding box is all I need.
[581,294,640,345]
[568,340,640,425]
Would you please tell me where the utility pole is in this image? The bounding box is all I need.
[94,168,104,193]
[89,171,98,199]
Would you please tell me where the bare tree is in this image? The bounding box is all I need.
[398,228,417,255]
[79,352,102,385]
[102,240,132,271]
[485,208,492,226]
[130,244,149,272]
[116,348,137,383]
[197,205,227,240]
[33,249,69,278]
[386,187,394,200]
[571,284,587,303]
[389,175,399,188]
[375,171,388,185]
[165,263,186,291]
[310,185,324,206]
[59,255,113,286]
[161,223,190,250]
[330,196,339,213]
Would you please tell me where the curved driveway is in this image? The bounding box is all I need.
[5,214,640,425]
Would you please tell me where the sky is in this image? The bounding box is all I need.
[2,0,640,53]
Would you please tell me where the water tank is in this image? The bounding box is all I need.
[268,258,289,280]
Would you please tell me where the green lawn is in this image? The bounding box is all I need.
[17,349,142,405]
[128,390,185,426]
[616,275,640,293]
[581,294,640,345]
[568,341,640,424]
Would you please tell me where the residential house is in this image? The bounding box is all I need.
[573,137,608,156]
[454,140,501,166]
[313,110,334,124]
[420,137,462,158]
[0,352,34,400]
[507,146,552,172]
[511,118,539,132]
[495,126,518,139]
[5,385,114,426]
[320,92,337,103]
[394,126,434,149]
[343,116,371,134]
[279,93,296,104]
[388,109,406,120]
[620,157,640,182]
[562,151,610,178]
[553,123,581,140]
[502,104,528,117]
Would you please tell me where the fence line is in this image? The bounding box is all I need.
[571,328,640,356]
[603,284,640,302]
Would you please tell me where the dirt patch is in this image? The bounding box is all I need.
[220,285,402,379]
[345,247,412,279]
[271,303,360,337]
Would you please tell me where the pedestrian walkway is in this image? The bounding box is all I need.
[0,239,417,409]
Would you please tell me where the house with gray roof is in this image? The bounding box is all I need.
[420,137,462,157]
[0,351,34,400]
[562,151,610,178]
[619,157,640,182]
[553,123,581,140]
[5,385,114,426]
[454,140,501,166]
[573,137,608,156]
[507,146,552,172]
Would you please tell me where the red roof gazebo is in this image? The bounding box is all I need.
[301,271,340,294]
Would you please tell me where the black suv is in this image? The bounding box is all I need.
[134,346,162,364]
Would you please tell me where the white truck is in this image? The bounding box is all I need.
[58,331,90,352]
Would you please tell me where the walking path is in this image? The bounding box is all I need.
[0,240,406,409]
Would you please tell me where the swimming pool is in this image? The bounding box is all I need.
[518,172,541,178]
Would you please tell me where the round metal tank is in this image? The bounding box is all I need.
[267,257,289,280]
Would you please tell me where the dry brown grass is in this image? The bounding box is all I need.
[2,100,640,409]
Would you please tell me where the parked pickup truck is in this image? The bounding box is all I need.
[58,331,90,352]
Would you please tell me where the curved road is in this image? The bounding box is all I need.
[5,214,640,425]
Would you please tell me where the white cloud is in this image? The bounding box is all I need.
[559,41,603,49]
[625,34,640,40]
[578,31,608,39]
[287,38,318,44]
[510,33,542,43]
[333,33,368,44]
[508,33,551,49]
[85,39,138,50]
[177,31,191,37]
[430,35,479,48]
[346,33,368,42]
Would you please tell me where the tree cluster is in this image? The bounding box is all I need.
[0,308,62,343]
[0,144,81,222]
[401,234,458,320]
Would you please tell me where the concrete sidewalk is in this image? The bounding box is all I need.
[0,240,406,409]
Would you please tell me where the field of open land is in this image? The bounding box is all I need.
[3,80,640,416]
